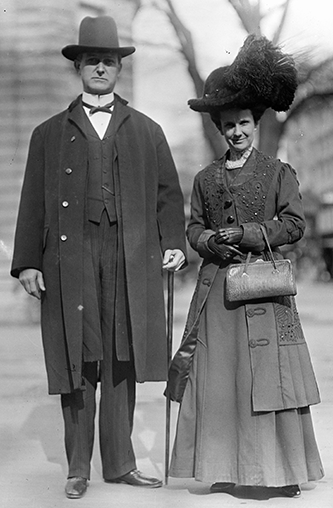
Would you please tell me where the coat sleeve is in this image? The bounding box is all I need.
[240,162,306,251]
[155,125,187,258]
[11,127,45,278]
[186,172,216,258]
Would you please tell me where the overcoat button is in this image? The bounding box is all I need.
[65,168,72,174]
[249,339,257,348]
[202,278,211,286]
[224,200,232,209]
[62,201,69,207]
[227,215,235,224]
[60,235,67,241]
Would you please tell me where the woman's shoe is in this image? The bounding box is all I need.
[210,482,235,493]
[280,484,301,497]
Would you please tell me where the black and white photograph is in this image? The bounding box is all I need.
[0,1,333,507]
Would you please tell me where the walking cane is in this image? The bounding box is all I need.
[164,269,174,485]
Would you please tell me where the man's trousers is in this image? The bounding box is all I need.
[61,213,136,480]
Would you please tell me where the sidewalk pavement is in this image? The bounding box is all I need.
[0,279,333,507]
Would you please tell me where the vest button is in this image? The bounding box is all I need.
[227,215,235,224]
[62,201,69,207]
[65,168,72,174]
[224,200,232,209]
[60,235,67,241]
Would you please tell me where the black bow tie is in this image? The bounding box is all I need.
[82,101,114,115]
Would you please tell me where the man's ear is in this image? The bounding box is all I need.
[74,60,81,73]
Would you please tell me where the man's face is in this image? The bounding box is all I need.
[76,51,122,95]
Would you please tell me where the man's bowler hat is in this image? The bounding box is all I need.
[62,16,136,61]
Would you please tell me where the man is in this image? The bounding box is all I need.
[11,15,186,499]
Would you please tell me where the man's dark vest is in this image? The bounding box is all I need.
[84,114,117,223]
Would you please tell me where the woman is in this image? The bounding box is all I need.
[167,35,324,498]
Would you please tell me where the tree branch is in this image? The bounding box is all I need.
[227,0,262,35]
[153,0,224,157]
[272,0,291,44]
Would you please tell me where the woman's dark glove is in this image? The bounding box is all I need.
[207,236,243,260]
[215,227,243,245]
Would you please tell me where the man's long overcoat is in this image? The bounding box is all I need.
[11,95,186,394]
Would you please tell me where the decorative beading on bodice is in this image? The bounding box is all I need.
[203,151,277,229]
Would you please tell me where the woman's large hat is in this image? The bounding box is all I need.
[188,34,298,114]
[62,16,136,61]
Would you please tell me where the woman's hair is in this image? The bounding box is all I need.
[210,104,266,132]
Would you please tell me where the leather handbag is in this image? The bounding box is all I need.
[225,225,297,302]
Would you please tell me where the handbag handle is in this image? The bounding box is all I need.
[242,225,277,275]
[259,224,277,270]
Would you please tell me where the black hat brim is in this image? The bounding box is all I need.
[62,44,136,61]
[188,89,249,113]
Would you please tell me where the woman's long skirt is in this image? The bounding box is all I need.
[169,269,324,486]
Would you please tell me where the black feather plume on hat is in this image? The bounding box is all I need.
[226,34,298,111]
[188,34,298,114]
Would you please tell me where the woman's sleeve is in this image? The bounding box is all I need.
[186,173,215,258]
[240,162,306,251]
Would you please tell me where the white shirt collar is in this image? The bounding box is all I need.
[82,91,115,107]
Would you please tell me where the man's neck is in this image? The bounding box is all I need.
[82,91,115,106]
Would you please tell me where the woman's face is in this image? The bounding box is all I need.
[219,108,256,152]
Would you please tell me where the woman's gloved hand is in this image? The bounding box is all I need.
[207,236,243,260]
[215,227,243,245]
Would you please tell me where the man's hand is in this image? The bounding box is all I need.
[19,269,46,299]
[163,249,185,272]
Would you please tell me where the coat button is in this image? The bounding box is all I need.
[202,278,211,286]
[65,168,72,174]
[62,201,69,207]
[249,339,257,348]
[227,215,235,224]
[224,200,232,209]
[60,235,67,241]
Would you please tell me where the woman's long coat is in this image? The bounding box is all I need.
[11,95,186,394]
[168,149,320,412]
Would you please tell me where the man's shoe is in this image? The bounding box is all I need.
[108,469,162,488]
[210,482,235,493]
[280,484,301,498]
[65,477,88,499]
